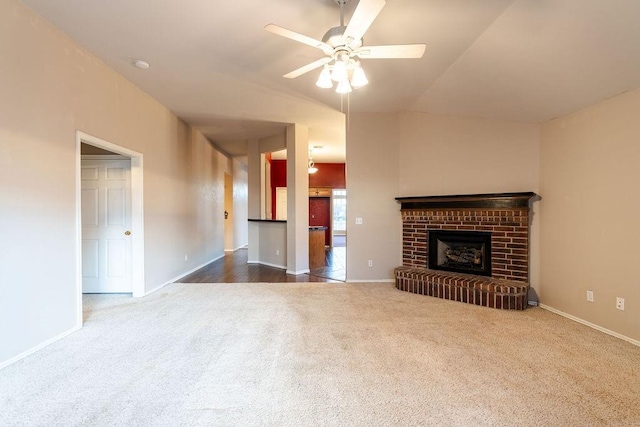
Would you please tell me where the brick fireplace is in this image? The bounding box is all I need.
[394,193,537,309]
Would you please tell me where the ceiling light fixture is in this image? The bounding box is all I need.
[308,150,318,174]
[350,61,369,87]
[308,159,318,174]
[133,59,150,70]
[316,65,333,89]
[316,56,365,93]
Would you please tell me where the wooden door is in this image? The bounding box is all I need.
[81,159,132,293]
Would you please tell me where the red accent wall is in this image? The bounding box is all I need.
[309,163,346,188]
[271,160,287,219]
[270,161,346,219]
[309,197,331,244]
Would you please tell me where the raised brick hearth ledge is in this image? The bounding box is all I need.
[394,266,529,310]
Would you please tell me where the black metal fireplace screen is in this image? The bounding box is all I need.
[428,230,492,276]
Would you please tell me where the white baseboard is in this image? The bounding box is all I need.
[0,325,81,370]
[349,279,395,283]
[260,261,286,270]
[143,254,226,295]
[538,304,640,347]
[286,269,311,275]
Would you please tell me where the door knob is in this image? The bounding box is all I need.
[124,231,131,236]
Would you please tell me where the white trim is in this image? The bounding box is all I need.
[130,155,145,297]
[539,304,640,347]
[75,139,84,327]
[349,279,395,283]
[224,245,247,253]
[0,325,81,370]
[247,260,289,270]
[76,131,145,302]
[143,254,226,295]
[258,261,286,270]
[286,269,311,275]
[81,155,128,160]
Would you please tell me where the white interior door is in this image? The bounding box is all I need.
[81,158,132,293]
[276,187,287,220]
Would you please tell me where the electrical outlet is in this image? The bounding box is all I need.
[356,217,363,225]
[276,249,280,256]
[586,290,594,302]
[368,260,373,267]
[184,254,188,261]
[616,297,625,311]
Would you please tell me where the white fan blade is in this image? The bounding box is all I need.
[265,24,332,54]
[343,0,386,47]
[356,44,426,59]
[284,57,332,79]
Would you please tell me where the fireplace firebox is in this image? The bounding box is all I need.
[428,230,492,276]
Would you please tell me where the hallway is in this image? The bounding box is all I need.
[178,247,345,283]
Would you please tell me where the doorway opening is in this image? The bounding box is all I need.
[306,188,346,282]
[75,132,145,325]
[224,172,234,251]
[332,189,346,247]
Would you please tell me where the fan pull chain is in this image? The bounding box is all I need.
[347,93,350,131]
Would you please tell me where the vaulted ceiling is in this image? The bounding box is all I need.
[20,0,640,162]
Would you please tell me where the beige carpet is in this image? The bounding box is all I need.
[1,282,639,426]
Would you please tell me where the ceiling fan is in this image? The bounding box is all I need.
[265,0,426,93]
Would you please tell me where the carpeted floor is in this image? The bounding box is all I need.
[1,282,639,426]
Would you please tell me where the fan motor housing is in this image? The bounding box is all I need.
[322,25,363,51]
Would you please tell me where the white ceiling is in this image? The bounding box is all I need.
[20,0,640,162]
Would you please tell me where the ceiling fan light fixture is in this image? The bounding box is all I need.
[316,65,333,88]
[336,77,352,94]
[331,58,348,82]
[351,63,369,87]
[265,0,426,96]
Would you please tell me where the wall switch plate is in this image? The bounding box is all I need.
[356,217,363,225]
[616,297,625,311]
[586,290,594,302]
[368,260,373,267]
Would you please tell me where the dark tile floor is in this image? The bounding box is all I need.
[177,246,346,283]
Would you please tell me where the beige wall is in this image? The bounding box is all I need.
[346,113,402,280]
[540,89,640,341]
[398,112,539,196]
[346,112,540,291]
[232,158,249,251]
[0,0,229,365]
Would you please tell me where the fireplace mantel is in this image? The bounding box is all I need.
[395,192,537,210]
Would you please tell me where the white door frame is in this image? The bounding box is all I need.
[75,132,145,323]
